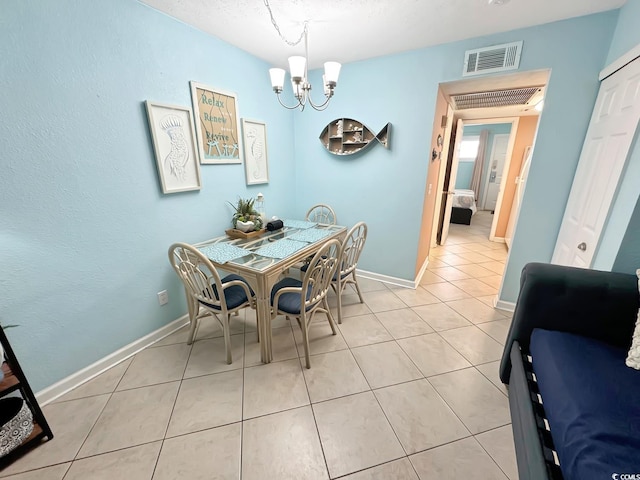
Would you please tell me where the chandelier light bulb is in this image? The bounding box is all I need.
[288,56,306,83]
[323,61,341,86]
[269,68,285,92]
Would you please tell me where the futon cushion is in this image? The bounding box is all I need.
[530,329,640,480]
[270,277,315,315]
[199,274,252,310]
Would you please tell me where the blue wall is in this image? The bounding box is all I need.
[0,0,296,391]
[454,162,474,190]
[605,0,640,64]
[458,124,512,203]
[612,194,640,273]
[0,0,624,391]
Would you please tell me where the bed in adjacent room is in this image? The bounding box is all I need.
[450,189,477,225]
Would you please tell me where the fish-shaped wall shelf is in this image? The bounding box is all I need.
[319,118,391,156]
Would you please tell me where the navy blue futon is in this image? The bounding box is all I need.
[530,328,640,480]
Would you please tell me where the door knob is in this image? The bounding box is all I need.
[577,242,587,251]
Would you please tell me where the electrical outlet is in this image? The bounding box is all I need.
[157,290,169,306]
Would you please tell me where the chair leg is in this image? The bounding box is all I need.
[187,317,198,345]
[301,317,311,369]
[352,273,365,304]
[324,299,337,335]
[336,280,343,325]
[223,313,233,365]
[186,296,198,344]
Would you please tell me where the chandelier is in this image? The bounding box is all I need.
[264,1,341,111]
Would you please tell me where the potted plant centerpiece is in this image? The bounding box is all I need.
[227,197,264,233]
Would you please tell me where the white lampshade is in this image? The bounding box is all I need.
[323,61,341,85]
[288,56,306,83]
[269,68,285,90]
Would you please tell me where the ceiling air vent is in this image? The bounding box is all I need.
[463,41,523,77]
[451,87,541,110]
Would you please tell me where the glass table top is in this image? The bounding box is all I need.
[195,222,345,273]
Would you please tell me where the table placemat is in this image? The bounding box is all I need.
[198,243,251,264]
[288,227,332,243]
[254,239,308,259]
[283,219,317,230]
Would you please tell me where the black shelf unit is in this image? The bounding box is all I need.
[0,328,53,465]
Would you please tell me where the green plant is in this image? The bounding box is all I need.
[227,197,263,230]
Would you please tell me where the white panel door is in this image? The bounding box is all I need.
[440,119,464,245]
[552,57,640,267]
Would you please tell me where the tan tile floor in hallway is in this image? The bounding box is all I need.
[0,211,518,480]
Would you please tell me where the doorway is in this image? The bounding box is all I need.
[437,117,520,246]
[419,69,549,304]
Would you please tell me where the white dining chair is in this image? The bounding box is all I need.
[270,239,340,368]
[305,204,337,225]
[168,242,254,364]
[331,222,368,323]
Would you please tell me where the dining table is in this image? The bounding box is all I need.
[195,220,346,363]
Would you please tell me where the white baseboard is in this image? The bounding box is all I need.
[358,269,415,289]
[495,299,516,312]
[492,237,506,243]
[37,315,190,406]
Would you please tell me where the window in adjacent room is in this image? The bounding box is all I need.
[458,135,480,162]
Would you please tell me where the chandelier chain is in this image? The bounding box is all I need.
[263,0,307,47]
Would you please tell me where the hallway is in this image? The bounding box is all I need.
[426,211,508,306]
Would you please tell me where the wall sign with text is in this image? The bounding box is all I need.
[189,81,242,165]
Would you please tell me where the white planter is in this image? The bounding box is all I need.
[236,220,255,232]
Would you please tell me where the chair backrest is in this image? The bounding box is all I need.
[301,238,341,309]
[338,222,368,278]
[168,242,226,311]
[305,204,337,225]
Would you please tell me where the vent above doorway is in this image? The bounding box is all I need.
[451,86,541,110]
[463,41,523,77]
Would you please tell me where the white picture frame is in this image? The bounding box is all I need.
[189,81,243,165]
[241,118,269,185]
[145,101,202,194]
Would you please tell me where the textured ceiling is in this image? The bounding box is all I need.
[139,0,624,69]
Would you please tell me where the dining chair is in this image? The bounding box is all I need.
[168,242,254,364]
[270,238,341,368]
[331,222,368,324]
[305,204,337,225]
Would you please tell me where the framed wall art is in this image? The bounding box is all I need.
[241,118,269,185]
[189,81,242,165]
[145,101,202,194]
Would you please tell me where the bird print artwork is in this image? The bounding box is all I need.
[319,118,391,156]
[160,115,189,182]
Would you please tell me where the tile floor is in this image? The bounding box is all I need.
[1,211,519,480]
